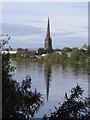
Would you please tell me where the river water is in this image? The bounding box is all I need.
[11,61,88,118]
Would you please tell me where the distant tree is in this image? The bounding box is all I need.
[81,44,88,51]
[60,47,68,61]
[70,48,80,61]
[24,48,29,57]
[44,52,60,64]
[62,47,71,52]
[44,85,89,120]
[46,46,53,54]
[38,48,46,55]
[80,45,88,60]
[53,54,61,64]
[88,45,90,56]
[17,48,24,58]
[29,50,36,57]
[79,50,87,61]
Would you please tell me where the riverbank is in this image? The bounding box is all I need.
[3,44,89,66]
[10,52,88,66]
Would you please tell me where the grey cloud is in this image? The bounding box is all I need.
[31,20,45,23]
[81,26,88,29]
[1,23,87,42]
[2,23,45,36]
[53,30,87,37]
[53,32,75,36]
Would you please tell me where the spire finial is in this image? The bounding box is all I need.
[48,17,49,21]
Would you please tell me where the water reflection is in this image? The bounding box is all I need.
[11,61,88,117]
[43,62,88,101]
[44,62,52,101]
[12,61,88,98]
[69,63,88,76]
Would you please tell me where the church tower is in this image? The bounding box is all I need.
[45,18,52,49]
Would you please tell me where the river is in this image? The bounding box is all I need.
[11,61,88,118]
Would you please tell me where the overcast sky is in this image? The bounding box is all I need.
[2,2,88,49]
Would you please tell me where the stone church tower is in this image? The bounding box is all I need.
[45,18,52,49]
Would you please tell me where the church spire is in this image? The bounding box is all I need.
[45,18,52,49]
[46,17,50,39]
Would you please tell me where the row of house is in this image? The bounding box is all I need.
[1,44,88,59]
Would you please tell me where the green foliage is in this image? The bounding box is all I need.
[60,47,71,61]
[44,53,60,64]
[61,50,67,61]
[88,45,90,56]
[38,48,46,55]
[0,34,11,48]
[70,48,80,61]
[46,46,53,53]
[10,45,88,65]
[2,52,43,119]
[44,85,89,120]
[10,54,16,60]
[53,53,61,64]
[2,36,43,119]
[62,47,71,52]
[79,51,87,61]
[81,44,88,51]
[44,54,49,62]
[60,50,67,61]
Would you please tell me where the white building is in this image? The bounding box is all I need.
[1,50,17,54]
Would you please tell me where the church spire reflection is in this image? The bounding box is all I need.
[44,62,52,101]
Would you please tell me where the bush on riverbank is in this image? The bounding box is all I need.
[1,36,43,119]
[44,85,90,120]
